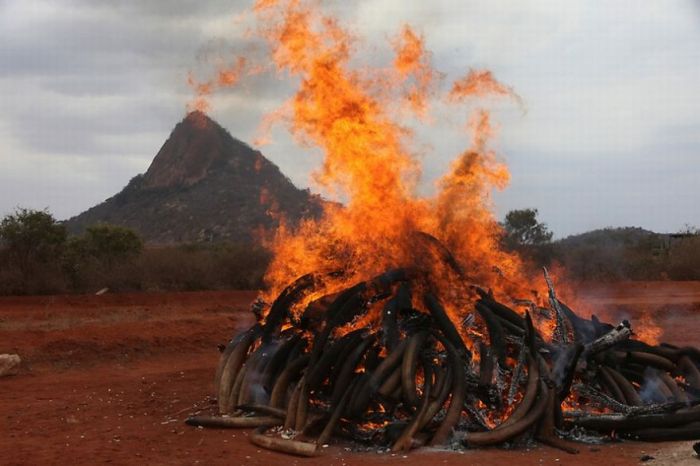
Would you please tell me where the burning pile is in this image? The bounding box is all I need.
[183,0,700,455]
[187,236,700,456]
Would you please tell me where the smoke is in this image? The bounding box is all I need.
[639,367,669,404]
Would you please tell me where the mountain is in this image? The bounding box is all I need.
[555,227,657,249]
[65,111,323,244]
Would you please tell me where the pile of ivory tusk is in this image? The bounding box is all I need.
[186,239,700,456]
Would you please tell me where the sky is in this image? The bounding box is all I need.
[1,0,698,238]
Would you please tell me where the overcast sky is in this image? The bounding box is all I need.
[1,0,698,237]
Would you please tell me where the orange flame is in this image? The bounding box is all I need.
[392,25,439,117]
[449,69,522,106]
[186,0,543,322]
[187,56,248,113]
[188,1,571,340]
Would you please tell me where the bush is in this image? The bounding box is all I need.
[0,208,68,294]
[501,208,554,266]
[668,236,700,280]
[0,207,270,294]
[57,241,270,294]
[0,208,67,274]
[135,243,270,291]
[82,224,143,263]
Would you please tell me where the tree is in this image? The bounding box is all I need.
[82,224,143,265]
[61,224,143,291]
[501,208,553,266]
[0,208,67,278]
[502,208,553,248]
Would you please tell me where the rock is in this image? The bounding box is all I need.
[63,111,323,244]
[0,354,21,377]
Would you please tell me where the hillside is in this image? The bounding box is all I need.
[65,111,323,244]
[555,227,657,249]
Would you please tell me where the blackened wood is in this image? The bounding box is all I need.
[543,267,569,344]
[583,321,631,357]
[508,338,527,406]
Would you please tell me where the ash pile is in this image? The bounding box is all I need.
[187,234,700,456]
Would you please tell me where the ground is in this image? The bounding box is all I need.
[2,283,700,465]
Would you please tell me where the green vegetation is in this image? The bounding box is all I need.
[0,207,269,295]
[502,209,700,281]
[0,206,698,295]
[0,208,67,277]
[502,208,553,248]
[501,208,554,267]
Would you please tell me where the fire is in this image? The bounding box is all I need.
[448,69,522,105]
[186,0,663,346]
[392,25,439,117]
[245,0,539,312]
[634,312,663,345]
[187,56,247,113]
[185,4,697,453]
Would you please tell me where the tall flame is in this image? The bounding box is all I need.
[392,25,439,118]
[252,0,534,304]
[184,0,666,345]
[184,0,540,317]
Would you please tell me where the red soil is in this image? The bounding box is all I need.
[2,283,700,465]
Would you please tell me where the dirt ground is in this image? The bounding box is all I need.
[2,283,700,465]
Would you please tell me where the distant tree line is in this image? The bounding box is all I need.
[501,208,700,281]
[1,207,699,295]
[0,208,269,295]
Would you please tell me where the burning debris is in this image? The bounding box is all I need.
[182,0,700,456]
[186,235,700,456]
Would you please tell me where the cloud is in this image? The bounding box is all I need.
[0,0,698,237]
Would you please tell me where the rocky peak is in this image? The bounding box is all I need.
[142,111,255,189]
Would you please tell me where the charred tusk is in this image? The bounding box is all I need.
[429,334,466,446]
[269,354,310,409]
[464,380,548,446]
[186,415,281,428]
[217,325,261,414]
[392,358,433,451]
[500,353,540,428]
[250,426,319,457]
[401,332,429,407]
[235,404,287,418]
